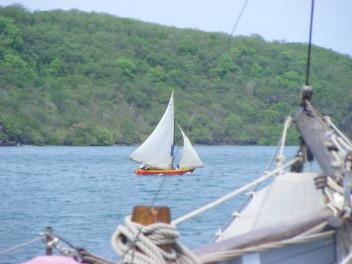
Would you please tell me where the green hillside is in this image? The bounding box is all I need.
[0,4,351,146]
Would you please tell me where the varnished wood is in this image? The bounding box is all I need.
[132,206,171,252]
[132,206,171,225]
[294,108,343,178]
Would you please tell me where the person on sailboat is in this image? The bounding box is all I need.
[140,164,149,170]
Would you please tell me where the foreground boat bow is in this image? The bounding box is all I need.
[193,87,352,264]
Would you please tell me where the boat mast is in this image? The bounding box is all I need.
[294,0,343,177]
[305,0,315,86]
[171,95,176,169]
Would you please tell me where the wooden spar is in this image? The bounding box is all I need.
[193,207,333,258]
[132,206,171,252]
[132,206,171,225]
[294,107,343,178]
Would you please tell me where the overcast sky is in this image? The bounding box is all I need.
[1,0,351,56]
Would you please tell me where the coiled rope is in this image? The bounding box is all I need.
[111,215,200,264]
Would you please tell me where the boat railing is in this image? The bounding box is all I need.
[173,114,299,227]
[276,116,293,170]
[171,157,301,226]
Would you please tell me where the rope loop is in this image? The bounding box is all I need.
[111,215,200,264]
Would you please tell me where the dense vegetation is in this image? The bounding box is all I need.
[0,4,351,146]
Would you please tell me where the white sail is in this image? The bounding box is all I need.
[178,125,204,169]
[128,92,175,170]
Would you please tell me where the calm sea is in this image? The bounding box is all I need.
[0,146,297,264]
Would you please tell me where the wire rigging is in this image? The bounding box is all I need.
[229,0,250,37]
[305,0,315,85]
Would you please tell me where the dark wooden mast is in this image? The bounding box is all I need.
[294,88,343,179]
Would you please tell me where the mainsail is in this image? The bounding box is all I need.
[128,93,175,170]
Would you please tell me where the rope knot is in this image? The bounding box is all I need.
[111,216,200,264]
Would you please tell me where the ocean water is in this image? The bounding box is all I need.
[0,146,297,264]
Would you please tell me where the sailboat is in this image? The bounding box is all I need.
[128,92,204,176]
[4,1,352,264]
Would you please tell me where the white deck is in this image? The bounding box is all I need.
[216,172,325,241]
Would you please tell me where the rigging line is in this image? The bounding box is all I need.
[229,0,250,37]
[220,0,250,54]
[172,157,300,225]
[0,236,43,256]
[123,122,173,262]
[305,0,315,85]
[176,0,250,105]
[121,176,168,263]
[150,176,168,207]
[208,0,250,63]
[217,117,292,237]
[121,175,168,260]
[149,123,179,208]
[43,233,84,262]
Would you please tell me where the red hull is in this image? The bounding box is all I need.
[135,168,195,176]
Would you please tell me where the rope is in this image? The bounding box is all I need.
[323,116,352,147]
[276,116,292,169]
[340,251,352,264]
[327,177,344,194]
[77,249,115,264]
[0,236,43,256]
[111,216,200,264]
[229,0,250,37]
[172,157,300,226]
[214,116,294,240]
